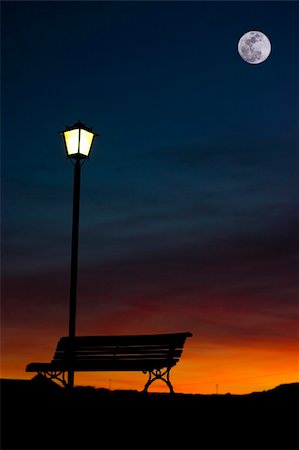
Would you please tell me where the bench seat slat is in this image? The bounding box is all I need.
[52,357,180,364]
[73,361,178,371]
[26,362,66,371]
[26,359,179,372]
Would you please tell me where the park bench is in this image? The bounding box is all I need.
[26,331,192,393]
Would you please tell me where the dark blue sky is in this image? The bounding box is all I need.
[2,1,298,392]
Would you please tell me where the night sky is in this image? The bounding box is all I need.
[2,1,298,394]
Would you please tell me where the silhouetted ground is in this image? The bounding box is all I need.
[1,377,298,449]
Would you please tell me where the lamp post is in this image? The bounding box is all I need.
[60,120,98,388]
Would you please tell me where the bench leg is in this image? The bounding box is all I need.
[35,370,68,387]
[143,368,174,393]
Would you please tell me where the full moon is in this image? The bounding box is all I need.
[238,31,271,64]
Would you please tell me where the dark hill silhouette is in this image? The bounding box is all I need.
[1,378,298,449]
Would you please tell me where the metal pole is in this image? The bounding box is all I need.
[68,157,81,388]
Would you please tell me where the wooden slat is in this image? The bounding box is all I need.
[51,352,180,361]
[53,348,180,356]
[56,332,192,349]
[52,356,172,362]
[69,359,179,371]
[53,348,183,356]
[52,348,177,354]
[77,351,182,358]
[26,362,65,372]
[52,356,182,366]
[27,357,179,372]
[56,345,183,353]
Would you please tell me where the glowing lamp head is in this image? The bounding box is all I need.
[61,121,97,159]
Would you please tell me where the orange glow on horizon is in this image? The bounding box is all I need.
[2,281,298,395]
[1,332,298,395]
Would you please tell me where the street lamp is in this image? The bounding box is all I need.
[60,120,98,388]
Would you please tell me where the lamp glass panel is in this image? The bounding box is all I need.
[64,129,79,155]
[79,129,94,156]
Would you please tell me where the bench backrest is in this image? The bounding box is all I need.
[51,332,192,370]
